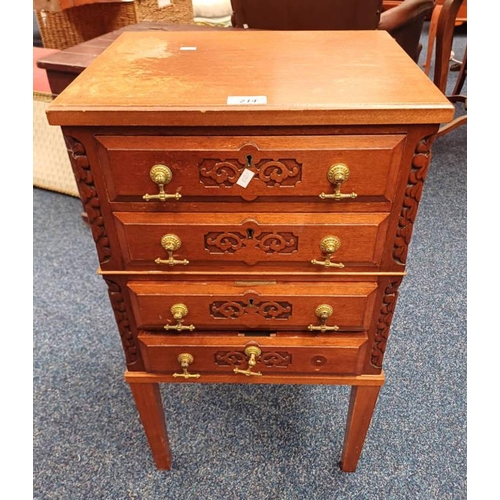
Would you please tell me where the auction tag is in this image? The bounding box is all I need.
[236,169,255,188]
[227,96,267,105]
[180,46,197,51]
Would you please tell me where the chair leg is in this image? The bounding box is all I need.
[424,5,442,76]
[452,46,467,95]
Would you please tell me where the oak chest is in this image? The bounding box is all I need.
[46,30,453,472]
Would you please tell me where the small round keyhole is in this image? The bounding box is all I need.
[247,228,254,239]
[246,154,253,167]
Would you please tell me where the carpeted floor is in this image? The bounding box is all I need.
[33,24,467,500]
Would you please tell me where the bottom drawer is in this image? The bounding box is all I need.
[138,331,369,377]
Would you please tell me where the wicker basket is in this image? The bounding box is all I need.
[33,91,79,197]
[36,1,196,50]
[35,2,139,49]
[135,0,194,24]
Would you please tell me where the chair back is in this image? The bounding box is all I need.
[230,0,383,31]
[379,0,435,62]
[432,0,464,92]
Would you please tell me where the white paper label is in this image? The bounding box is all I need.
[236,169,255,188]
[227,96,267,105]
[180,46,197,51]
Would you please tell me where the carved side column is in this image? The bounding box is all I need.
[64,135,111,264]
[393,135,435,266]
[371,278,404,369]
[104,278,143,371]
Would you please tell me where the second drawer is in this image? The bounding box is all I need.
[113,212,390,271]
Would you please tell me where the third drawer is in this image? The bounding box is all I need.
[127,281,378,332]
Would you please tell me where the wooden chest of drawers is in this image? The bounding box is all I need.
[46,30,453,472]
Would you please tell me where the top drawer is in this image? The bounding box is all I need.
[95,135,405,206]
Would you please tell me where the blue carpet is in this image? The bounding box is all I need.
[33,25,466,500]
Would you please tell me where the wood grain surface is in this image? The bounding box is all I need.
[47,30,453,126]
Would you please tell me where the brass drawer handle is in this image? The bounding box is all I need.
[311,236,345,269]
[164,304,196,332]
[155,234,189,266]
[319,164,357,201]
[233,346,263,377]
[308,304,340,333]
[143,164,182,202]
[173,353,201,379]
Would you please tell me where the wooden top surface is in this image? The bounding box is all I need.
[47,30,454,127]
[36,23,225,75]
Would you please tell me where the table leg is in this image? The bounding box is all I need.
[340,384,381,472]
[128,382,172,470]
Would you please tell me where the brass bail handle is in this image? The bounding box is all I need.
[308,304,340,333]
[311,236,345,269]
[164,304,196,332]
[173,353,201,379]
[143,164,182,202]
[319,164,357,201]
[233,346,263,377]
[155,234,189,266]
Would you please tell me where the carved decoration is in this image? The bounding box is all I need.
[211,300,246,319]
[393,135,435,265]
[260,351,292,367]
[215,351,246,366]
[104,279,139,367]
[215,350,292,368]
[371,278,403,368]
[210,300,292,320]
[204,231,247,254]
[199,158,302,187]
[64,136,111,264]
[254,159,301,186]
[204,229,298,255]
[255,232,297,254]
[199,160,241,186]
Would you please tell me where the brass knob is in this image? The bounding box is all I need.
[311,236,344,269]
[233,346,263,377]
[320,235,341,254]
[315,304,334,320]
[155,234,189,266]
[171,303,189,320]
[319,163,357,201]
[161,234,181,252]
[327,163,350,184]
[173,353,201,379]
[178,352,193,365]
[308,304,340,333]
[164,303,195,332]
[150,164,172,185]
[143,164,182,202]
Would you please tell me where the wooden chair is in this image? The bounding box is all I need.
[424,0,466,136]
[379,0,435,62]
[230,0,435,62]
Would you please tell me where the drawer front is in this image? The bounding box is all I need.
[128,281,378,331]
[113,212,390,271]
[95,135,405,204]
[138,333,369,376]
